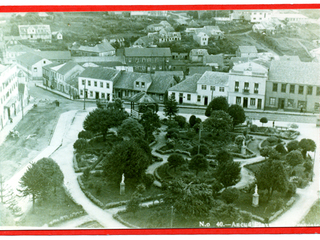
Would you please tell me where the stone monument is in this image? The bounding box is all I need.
[252,184,259,207]
[241,139,246,155]
[120,173,125,195]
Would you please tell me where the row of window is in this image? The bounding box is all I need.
[234,82,259,93]
[135,81,145,88]
[236,96,259,106]
[0,82,17,105]
[201,85,225,92]
[272,83,320,95]
[127,58,170,63]
[269,97,309,108]
[80,90,111,100]
[81,79,110,89]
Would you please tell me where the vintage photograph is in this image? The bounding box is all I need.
[0,8,319,231]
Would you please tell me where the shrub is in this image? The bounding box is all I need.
[73,139,89,152]
[167,154,186,171]
[93,171,102,177]
[260,117,268,126]
[174,115,187,128]
[275,144,287,155]
[241,211,253,223]
[266,136,280,145]
[190,144,209,156]
[286,140,299,152]
[78,130,94,139]
[142,174,155,189]
[166,128,179,139]
[221,187,240,204]
[136,183,146,193]
[250,124,258,132]
[269,198,285,212]
[286,182,297,197]
[189,115,197,128]
[303,161,313,173]
[290,124,299,129]
[166,120,179,129]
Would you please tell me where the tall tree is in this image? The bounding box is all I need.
[164,94,179,120]
[286,140,299,152]
[188,154,208,176]
[227,104,246,127]
[299,138,316,159]
[256,160,289,201]
[205,96,229,117]
[167,154,186,172]
[216,160,241,187]
[203,110,233,138]
[139,110,161,142]
[286,150,304,167]
[118,118,145,140]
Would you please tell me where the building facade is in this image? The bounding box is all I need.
[18,25,52,42]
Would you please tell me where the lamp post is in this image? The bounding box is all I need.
[83,87,87,110]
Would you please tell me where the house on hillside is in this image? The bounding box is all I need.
[43,62,85,98]
[236,46,258,58]
[52,32,63,40]
[193,32,209,46]
[78,67,120,101]
[228,61,268,109]
[124,47,171,73]
[2,44,36,64]
[18,25,52,42]
[265,61,320,112]
[189,49,209,62]
[133,36,154,48]
[16,53,51,80]
[69,42,115,57]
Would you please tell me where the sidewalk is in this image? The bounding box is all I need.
[0,103,34,146]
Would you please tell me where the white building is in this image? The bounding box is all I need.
[193,32,209,46]
[78,67,121,101]
[273,13,310,24]
[228,62,268,110]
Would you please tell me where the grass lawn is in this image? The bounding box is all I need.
[82,175,163,205]
[300,199,320,226]
[17,187,84,227]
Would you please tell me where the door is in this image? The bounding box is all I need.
[243,97,248,108]
[95,92,100,99]
[179,93,183,104]
[278,98,285,109]
[257,99,262,109]
[204,96,208,106]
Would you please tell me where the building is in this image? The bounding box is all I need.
[35,51,72,63]
[265,61,320,112]
[193,32,209,46]
[172,52,188,60]
[3,44,36,64]
[43,61,85,98]
[203,54,226,71]
[130,11,148,20]
[133,36,154,48]
[146,24,164,32]
[202,26,224,39]
[157,30,181,43]
[154,71,184,82]
[236,46,258,58]
[231,10,272,23]
[188,66,212,76]
[16,53,52,80]
[0,64,28,130]
[18,25,52,42]
[52,32,63,40]
[273,13,310,24]
[124,48,171,73]
[69,42,115,57]
[78,67,121,101]
[228,62,268,109]
[189,49,209,63]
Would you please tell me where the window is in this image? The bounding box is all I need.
[244,82,249,93]
[197,95,201,102]
[88,81,91,86]
[290,84,295,93]
[299,86,304,94]
[94,81,97,87]
[106,83,110,89]
[33,67,37,72]
[82,79,85,85]
[281,84,286,93]
[80,90,83,95]
[136,81,140,88]
[202,85,206,90]
[235,81,239,92]
[250,98,256,106]
[187,94,191,100]
[101,93,105,98]
[254,83,259,94]
[107,94,110,101]
[219,87,224,92]
[307,86,313,95]
[314,102,319,111]
[236,97,241,105]
[43,60,46,64]
[298,100,306,109]
[100,82,103,88]
[317,87,320,96]
[159,95,163,101]
[141,82,145,88]
[273,83,278,92]
[287,99,294,108]
[269,97,276,106]
[90,91,93,97]
[210,86,215,91]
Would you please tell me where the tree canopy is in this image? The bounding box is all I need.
[205,96,229,117]
[203,110,233,137]
[164,94,179,120]
[139,110,161,142]
[188,154,209,176]
[118,118,145,140]
[227,104,246,127]
[286,150,304,167]
[299,138,316,158]
[216,160,241,187]
[167,154,186,172]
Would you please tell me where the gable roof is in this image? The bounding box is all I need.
[129,91,156,103]
[78,67,119,81]
[204,54,225,66]
[154,71,184,79]
[197,71,229,86]
[36,51,71,60]
[148,75,176,94]
[268,61,320,85]
[56,62,83,75]
[16,53,46,66]
[168,74,202,93]
[73,42,115,53]
[238,46,258,53]
[114,72,151,90]
[124,48,171,57]
[135,36,153,45]
[189,66,212,76]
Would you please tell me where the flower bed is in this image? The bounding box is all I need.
[48,211,86,227]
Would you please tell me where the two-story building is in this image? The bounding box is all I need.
[16,53,52,81]
[124,48,171,73]
[265,61,320,112]
[228,62,268,109]
[18,25,52,42]
[189,49,209,63]
[78,67,121,101]
[133,36,154,48]
[69,42,115,57]
[236,46,258,58]
[193,32,209,46]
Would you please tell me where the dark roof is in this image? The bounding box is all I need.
[168,74,202,93]
[129,91,156,103]
[114,72,151,90]
[16,53,45,66]
[43,62,61,71]
[204,54,225,66]
[188,66,212,76]
[78,67,119,81]
[57,62,83,75]
[197,71,229,86]
[269,61,320,85]
[148,75,176,94]
[124,48,171,57]
[135,36,154,45]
